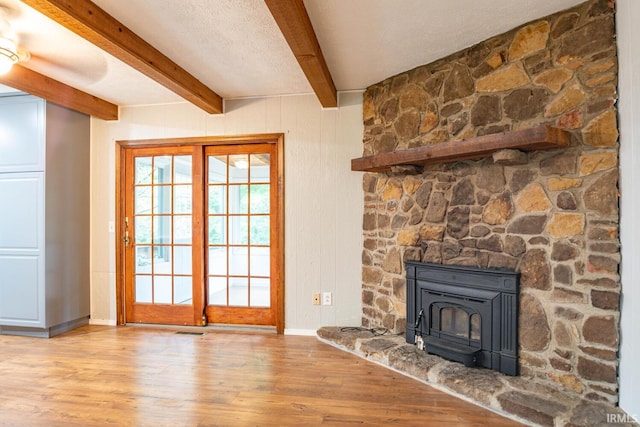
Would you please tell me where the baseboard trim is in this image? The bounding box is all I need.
[89,318,117,326]
[284,329,317,336]
[0,315,90,338]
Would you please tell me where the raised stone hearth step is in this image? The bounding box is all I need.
[317,327,637,427]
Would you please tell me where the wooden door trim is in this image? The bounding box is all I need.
[117,133,285,148]
[274,134,285,334]
[122,145,201,326]
[115,134,285,333]
[115,141,125,325]
[192,146,206,326]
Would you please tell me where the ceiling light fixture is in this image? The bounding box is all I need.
[0,36,19,74]
[234,159,249,169]
[0,12,29,76]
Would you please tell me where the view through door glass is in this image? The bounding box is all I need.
[205,144,277,326]
[134,155,193,305]
[208,153,270,307]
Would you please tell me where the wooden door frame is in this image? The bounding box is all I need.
[115,133,285,333]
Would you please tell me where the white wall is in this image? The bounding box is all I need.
[89,92,364,333]
[617,0,640,418]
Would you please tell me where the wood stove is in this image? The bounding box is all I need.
[405,261,519,376]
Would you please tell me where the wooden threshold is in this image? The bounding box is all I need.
[351,125,571,172]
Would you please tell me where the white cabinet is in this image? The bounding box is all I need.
[0,96,44,172]
[0,172,44,326]
[0,94,90,337]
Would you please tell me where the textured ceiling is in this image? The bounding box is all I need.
[1,0,586,107]
[305,0,587,90]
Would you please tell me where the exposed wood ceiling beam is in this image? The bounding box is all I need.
[22,0,223,114]
[265,0,337,108]
[0,65,118,120]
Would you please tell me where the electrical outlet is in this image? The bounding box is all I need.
[322,292,332,306]
[312,293,321,305]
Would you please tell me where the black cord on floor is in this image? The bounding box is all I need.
[340,326,390,336]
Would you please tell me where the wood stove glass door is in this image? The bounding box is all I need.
[431,303,482,345]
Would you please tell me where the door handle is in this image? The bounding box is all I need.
[123,230,131,247]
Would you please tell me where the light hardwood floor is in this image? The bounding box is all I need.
[0,325,523,426]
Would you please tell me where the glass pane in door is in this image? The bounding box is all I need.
[133,155,193,305]
[207,153,271,308]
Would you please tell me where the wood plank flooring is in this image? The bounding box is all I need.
[0,326,523,426]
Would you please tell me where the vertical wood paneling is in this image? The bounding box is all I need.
[320,107,338,326]
[265,97,282,130]
[169,104,208,135]
[205,107,227,135]
[306,96,326,328]
[90,93,363,332]
[220,99,246,134]
[301,96,324,328]
[617,0,640,416]
[282,95,324,329]
[239,98,269,134]
[277,96,298,327]
[334,92,365,326]
[89,117,116,323]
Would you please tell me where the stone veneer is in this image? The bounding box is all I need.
[359,0,620,407]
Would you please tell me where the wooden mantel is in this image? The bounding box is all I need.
[351,125,570,172]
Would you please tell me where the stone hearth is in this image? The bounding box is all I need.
[317,327,636,427]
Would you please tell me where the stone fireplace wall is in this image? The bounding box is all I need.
[360,0,620,404]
